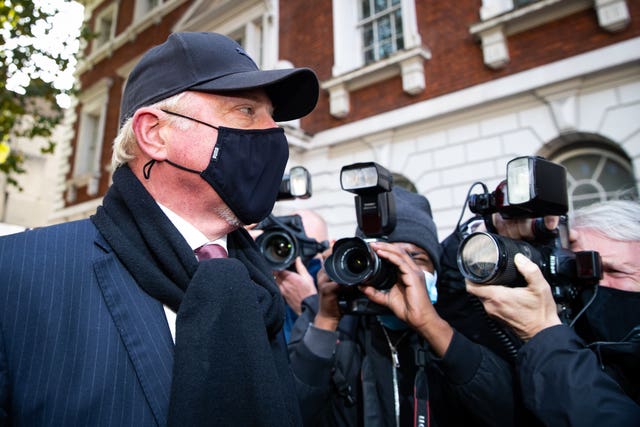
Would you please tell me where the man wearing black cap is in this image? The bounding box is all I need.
[0,32,318,426]
[288,187,517,426]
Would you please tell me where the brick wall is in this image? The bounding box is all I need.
[69,2,191,205]
[300,0,640,134]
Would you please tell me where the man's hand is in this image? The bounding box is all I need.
[490,214,559,240]
[466,253,561,341]
[274,257,317,315]
[360,241,453,357]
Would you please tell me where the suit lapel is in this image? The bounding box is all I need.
[93,249,174,426]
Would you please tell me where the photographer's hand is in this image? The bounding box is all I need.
[490,214,559,240]
[313,267,342,332]
[360,241,454,357]
[466,254,561,341]
[274,258,317,315]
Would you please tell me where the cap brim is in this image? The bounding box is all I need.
[190,67,319,122]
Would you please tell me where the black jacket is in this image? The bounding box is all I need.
[517,325,640,426]
[438,223,640,426]
[289,294,519,427]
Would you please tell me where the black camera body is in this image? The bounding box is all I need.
[255,214,329,271]
[323,162,398,315]
[458,156,603,322]
[468,156,568,220]
[457,222,602,308]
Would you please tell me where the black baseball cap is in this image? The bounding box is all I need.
[119,32,319,126]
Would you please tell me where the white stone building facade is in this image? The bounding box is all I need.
[281,37,640,240]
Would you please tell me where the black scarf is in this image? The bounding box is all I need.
[91,165,301,426]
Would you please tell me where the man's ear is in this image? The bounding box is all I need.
[132,107,168,161]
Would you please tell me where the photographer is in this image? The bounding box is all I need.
[466,200,640,426]
[289,187,517,427]
[274,209,331,341]
[249,209,330,341]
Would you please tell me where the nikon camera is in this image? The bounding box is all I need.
[456,156,602,322]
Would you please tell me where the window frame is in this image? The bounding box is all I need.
[91,3,118,53]
[134,0,168,22]
[552,147,638,211]
[71,78,112,198]
[325,0,427,118]
[358,0,404,65]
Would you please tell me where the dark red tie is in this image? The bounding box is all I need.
[194,243,228,261]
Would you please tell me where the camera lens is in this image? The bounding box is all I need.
[325,237,397,290]
[267,235,292,260]
[344,247,370,275]
[257,230,297,270]
[457,232,543,287]
[458,233,500,282]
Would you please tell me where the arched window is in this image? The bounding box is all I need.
[551,147,638,211]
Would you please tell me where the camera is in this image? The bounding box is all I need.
[457,222,602,299]
[468,156,568,220]
[323,162,398,314]
[255,214,329,271]
[277,166,312,201]
[254,165,328,271]
[457,156,603,321]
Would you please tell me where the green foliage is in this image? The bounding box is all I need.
[0,0,84,189]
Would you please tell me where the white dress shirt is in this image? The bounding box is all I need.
[157,203,228,342]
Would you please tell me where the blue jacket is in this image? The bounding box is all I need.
[0,219,173,425]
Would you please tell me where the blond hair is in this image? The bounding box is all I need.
[111,92,194,170]
[572,199,640,242]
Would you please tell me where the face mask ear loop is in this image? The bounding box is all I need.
[143,159,156,180]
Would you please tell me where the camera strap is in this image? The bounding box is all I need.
[413,343,430,427]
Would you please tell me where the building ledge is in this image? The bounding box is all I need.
[469,0,630,69]
[321,47,431,118]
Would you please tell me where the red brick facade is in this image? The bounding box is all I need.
[67,0,639,207]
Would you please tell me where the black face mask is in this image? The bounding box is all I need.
[144,109,289,225]
[577,285,640,343]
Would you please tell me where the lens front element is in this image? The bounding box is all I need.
[458,232,500,282]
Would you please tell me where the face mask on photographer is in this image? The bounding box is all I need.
[377,270,438,331]
[144,109,289,225]
[578,285,640,343]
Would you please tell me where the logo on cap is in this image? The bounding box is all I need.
[235,47,258,68]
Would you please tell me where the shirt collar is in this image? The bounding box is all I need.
[157,203,228,252]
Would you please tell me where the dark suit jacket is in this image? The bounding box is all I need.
[0,219,173,426]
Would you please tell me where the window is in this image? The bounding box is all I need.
[513,0,539,8]
[76,112,100,177]
[325,0,427,117]
[553,148,638,211]
[92,3,117,51]
[134,0,167,21]
[333,0,420,76]
[360,0,404,65]
[96,15,113,45]
[70,78,112,198]
[175,0,277,70]
[228,20,265,70]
